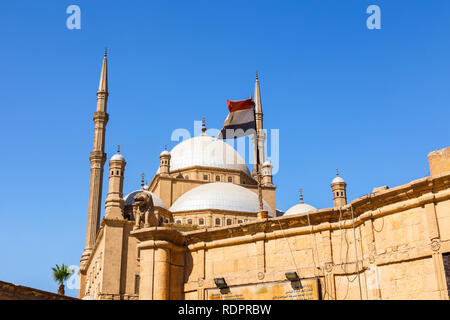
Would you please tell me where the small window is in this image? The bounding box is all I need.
[336,192,339,196]
[226,219,232,226]
[228,176,233,183]
[443,252,450,297]
[199,218,205,225]
[341,192,344,196]
[215,218,221,226]
[111,171,114,175]
[116,170,119,175]
[176,220,181,224]
[164,219,169,224]
[216,175,221,182]
[187,219,193,225]
[134,275,140,295]
[238,220,243,224]
[203,175,208,181]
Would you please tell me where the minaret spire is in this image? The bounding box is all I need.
[201,117,207,134]
[252,71,266,177]
[81,50,110,272]
[299,188,304,204]
[97,49,108,107]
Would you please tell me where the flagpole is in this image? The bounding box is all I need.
[252,98,264,212]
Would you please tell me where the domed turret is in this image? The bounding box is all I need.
[261,161,273,186]
[159,145,171,176]
[105,145,126,219]
[331,168,347,208]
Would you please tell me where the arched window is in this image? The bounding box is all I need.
[175,220,181,224]
[228,176,233,183]
[215,218,221,226]
[226,219,232,226]
[216,175,221,182]
[336,192,339,196]
[238,220,243,224]
[203,175,208,181]
[187,219,193,225]
[199,218,204,225]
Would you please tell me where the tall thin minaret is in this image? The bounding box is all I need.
[253,71,266,176]
[81,49,109,266]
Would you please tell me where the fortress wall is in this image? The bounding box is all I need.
[181,180,450,300]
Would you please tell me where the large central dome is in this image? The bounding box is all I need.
[158,135,250,175]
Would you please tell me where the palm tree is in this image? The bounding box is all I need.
[51,264,73,295]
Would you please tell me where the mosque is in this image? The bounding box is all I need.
[78,52,450,300]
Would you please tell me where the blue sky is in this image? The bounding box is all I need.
[0,1,449,297]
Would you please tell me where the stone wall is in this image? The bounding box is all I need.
[174,172,450,300]
[0,280,78,300]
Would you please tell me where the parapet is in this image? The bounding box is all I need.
[428,146,450,176]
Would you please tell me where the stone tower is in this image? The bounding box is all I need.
[81,50,109,267]
[159,146,171,176]
[331,169,347,208]
[104,146,126,219]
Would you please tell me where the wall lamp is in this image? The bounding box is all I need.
[214,277,228,289]
[285,272,300,282]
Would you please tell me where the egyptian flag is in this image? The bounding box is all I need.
[218,98,256,139]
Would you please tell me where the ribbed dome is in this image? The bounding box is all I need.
[158,135,250,175]
[169,182,273,216]
[123,190,167,209]
[284,203,317,216]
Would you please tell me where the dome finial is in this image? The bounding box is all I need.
[255,70,259,81]
[104,47,107,58]
[117,144,120,153]
[336,168,339,176]
[299,188,304,204]
[201,117,206,134]
[141,173,145,188]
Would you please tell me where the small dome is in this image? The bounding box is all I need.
[157,135,250,175]
[160,150,170,157]
[169,182,274,216]
[331,176,345,184]
[262,161,272,167]
[123,190,167,209]
[284,203,317,216]
[111,153,125,161]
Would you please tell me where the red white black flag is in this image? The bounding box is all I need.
[218,99,256,139]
